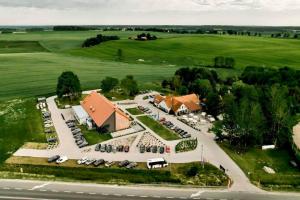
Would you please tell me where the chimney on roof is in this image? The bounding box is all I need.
[90,106,93,110]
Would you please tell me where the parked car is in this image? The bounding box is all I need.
[165,146,171,153]
[56,156,68,164]
[93,159,105,167]
[47,138,57,143]
[146,146,151,152]
[117,145,124,152]
[95,144,101,151]
[85,159,96,165]
[105,161,115,167]
[100,144,107,152]
[139,145,145,153]
[159,146,165,154]
[124,145,130,153]
[152,145,158,153]
[48,155,60,163]
[77,157,88,165]
[119,160,130,167]
[106,145,112,153]
[126,162,138,169]
[78,142,88,148]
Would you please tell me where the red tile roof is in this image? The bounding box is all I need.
[81,91,129,127]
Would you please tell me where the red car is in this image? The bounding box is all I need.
[165,146,171,153]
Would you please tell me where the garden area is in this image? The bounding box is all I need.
[220,142,300,191]
[176,139,198,153]
[137,116,180,140]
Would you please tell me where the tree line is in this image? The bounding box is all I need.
[162,66,300,151]
[82,34,120,48]
[56,72,139,102]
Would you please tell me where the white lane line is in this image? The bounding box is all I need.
[29,182,50,191]
[14,188,23,190]
[2,187,10,190]
[140,196,148,198]
[114,194,122,196]
[127,194,136,197]
[102,193,109,196]
[153,196,161,198]
[167,197,174,199]
[179,198,187,199]
[39,189,47,192]
[64,191,71,193]
[89,193,96,195]
[51,190,58,193]
[76,192,84,194]
[0,196,59,200]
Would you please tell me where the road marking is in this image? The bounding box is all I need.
[0,196,59,200]
[179,198,187,199]
[167,197,174,199]
[39,189,47,192]
[51,190,58,192]
[2,187,10,190]
[102,193,108,196]
[64,191,71,193]
[127,194,136,197]
[140,196,148,198]
[76,191,84,194]
[89,193,96,195]
[14,188,23,190]
[190,191,204,198]
[153,196,161,198]
[114,194,122,196]
[29,182,50,191]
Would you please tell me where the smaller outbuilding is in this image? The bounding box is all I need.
[72,105,89,125]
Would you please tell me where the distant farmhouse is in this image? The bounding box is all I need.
[153,94,201,116]
[73,91,130,132]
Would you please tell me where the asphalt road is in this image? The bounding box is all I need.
[0,179,300,200]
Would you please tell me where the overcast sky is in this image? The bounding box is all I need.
[0,0,299,26]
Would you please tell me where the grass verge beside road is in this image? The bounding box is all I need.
[137,116,180,140]
[126,108,144,115]
[3,157,228,186]
[220,142,300,191]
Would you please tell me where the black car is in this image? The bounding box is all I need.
[152,145,158,153]
[100,144,107,152]
[48,155,60,163]
[118,160,130,167]
[146,146,151,152]
[95,144,101,151]
[93,159,105,166]
[117,145,124,152]
[78,141,88,148]
[124,145,129,153]
[47,138,57,143]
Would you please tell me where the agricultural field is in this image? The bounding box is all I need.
[1,31,300,102]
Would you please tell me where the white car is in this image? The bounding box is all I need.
[56,156,68,164]
[77,157,88,165]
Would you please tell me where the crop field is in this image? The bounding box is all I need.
[1,31,299,101]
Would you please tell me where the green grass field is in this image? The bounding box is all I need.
[0,98,45,163]
[220,143,300,191]
[1,31,300,101]
[126,107,144,115]
[137,115,180,140]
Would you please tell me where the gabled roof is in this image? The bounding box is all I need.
[161,93,201,113]
[81,91,129,127]
[154,94,164,104]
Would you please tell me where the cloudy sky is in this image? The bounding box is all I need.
[0,0,299,26]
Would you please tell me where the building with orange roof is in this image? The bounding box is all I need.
[154,94,201,115]
[81,91,130,132]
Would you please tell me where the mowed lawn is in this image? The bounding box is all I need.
[137,115,180,140]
